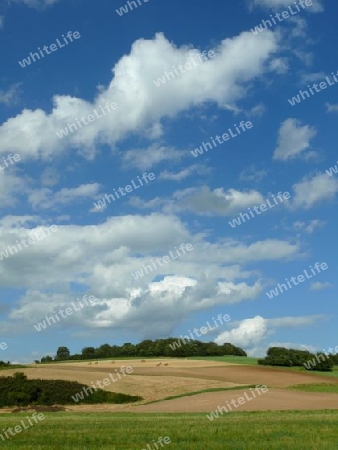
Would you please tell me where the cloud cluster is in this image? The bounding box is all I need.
[214,314,326,355]
[0,32,279,162]
[131,186,266,216]
[0,213,301,336]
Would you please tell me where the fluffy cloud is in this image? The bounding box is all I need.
[28,183,101,210]
[0,31,279,161]
[215,315,268,347]
[122,145,186,170]
[214,314,325,354]
[249,0,323,12]
[173,186,265,216]
[273,118,317,161]
[132,186,265,216]
[291,172,338,209]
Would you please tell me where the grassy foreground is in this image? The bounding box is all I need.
[0,411,338,449]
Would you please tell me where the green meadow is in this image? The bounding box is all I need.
[290,383,338,393]
[0,411,338,450]
[189,355,259,365]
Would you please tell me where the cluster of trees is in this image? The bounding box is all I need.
[0,372,140,407]
[0,361,25,369]
[0,361,11,367]
[258,347,336,371]
[40,339,247,362]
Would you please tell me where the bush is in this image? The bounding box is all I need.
[259,347,334,371]
[0,372,142,407]
[304,353,334,372]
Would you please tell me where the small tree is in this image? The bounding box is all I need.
[55,347,70,361]
[41,355,53,363]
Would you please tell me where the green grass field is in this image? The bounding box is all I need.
[0,365,27,371]
[0,411,337,449]
[189,355,259,365]
[290,383,338,393]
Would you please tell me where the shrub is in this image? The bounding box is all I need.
[259,347,334,371]
[0,373,141,407]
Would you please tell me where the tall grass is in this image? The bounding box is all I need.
[0,411,337,449]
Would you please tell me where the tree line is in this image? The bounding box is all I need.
[40,339,247,362]
[258,347,337,371]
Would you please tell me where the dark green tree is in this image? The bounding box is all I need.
[55,346,70,361]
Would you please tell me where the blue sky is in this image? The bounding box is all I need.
[0,0,337,362]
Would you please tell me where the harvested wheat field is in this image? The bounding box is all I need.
[2,358,338,413]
